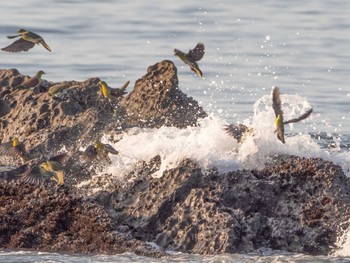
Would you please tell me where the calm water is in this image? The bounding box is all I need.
[1,0,350,261]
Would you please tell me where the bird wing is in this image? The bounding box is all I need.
[81,145,98,162]
[189,63,203,77]
[20,165,44,185]
[7,34,21,39]
[7,143,27,160]
[1,38,35,52]
[103,144,119,155]
[49,152,68,165]
[272,87,283,118]
[224,124,250,142]
[39,39,52,52]
[111,88,127,98]
[284,108,313,124]
[0,141,13,155]
[187,42,205,62]
[20,77,39,89]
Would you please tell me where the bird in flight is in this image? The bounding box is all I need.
[272,87,313,144]
[2,29,51,52]
[174,42,205,77]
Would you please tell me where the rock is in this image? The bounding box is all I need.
[109,156,350,255]
[0,64,350,257]
[120,60,207,128]
[0,182,164,257]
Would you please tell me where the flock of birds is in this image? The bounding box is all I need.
[0,29,313,186]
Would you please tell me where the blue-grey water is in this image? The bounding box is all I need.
[1,0,350,262]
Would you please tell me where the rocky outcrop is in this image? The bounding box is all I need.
[107,156,350,255]
[1,62,350,257]
[120,60,207,128]
[0,183,164,257]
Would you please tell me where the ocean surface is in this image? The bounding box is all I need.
[1,0,350,262]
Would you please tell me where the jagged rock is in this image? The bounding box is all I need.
[1,65,350,257]
[0,182,164,257]
[109,156,350,255]
[119,60,207,128]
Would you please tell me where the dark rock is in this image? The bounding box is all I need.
[0,182,164,257]
[120,60,207,128]
[0,65,350,257]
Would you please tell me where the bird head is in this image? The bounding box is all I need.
[37,70,45,79]
[94,139,104,150]
[174,49,182,57]
[99,80,107,88]
[40,162,49,171]
[12,137,20,147]
[17,29,27,34]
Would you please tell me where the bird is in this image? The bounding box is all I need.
[20,153,67,186]
[174,42,205,77]
[224,124,253,143]
[0,137,29,163]
[48,82,70,95]
[99,80,129,99]
[2,29,51,52]
[81,140,119,163]
[272,87,313,144]
[18,70,46,90]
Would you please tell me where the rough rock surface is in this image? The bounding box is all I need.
[109,156,350,255]
[0,183,163,257]
[120,60,207,128]
[1,62,350,257]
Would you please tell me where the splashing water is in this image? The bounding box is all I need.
[77,92,350,194]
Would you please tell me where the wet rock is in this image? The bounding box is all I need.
[1,65,350,257]
[110,156,350,255]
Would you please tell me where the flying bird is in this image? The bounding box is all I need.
[272,87,313,144]
[2,29,51,52]
[20,153,67,186]
[224,124,253,143]
[0,137,29,163]
[81,140,119,163]
[174,42,205,77]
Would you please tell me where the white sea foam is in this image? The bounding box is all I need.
[77,92,350,194]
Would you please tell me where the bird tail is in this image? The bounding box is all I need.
[119,80,130,91]
[40,40,52,52]
[284,108,313,124]
[190,65,203,77]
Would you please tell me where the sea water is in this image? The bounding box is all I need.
[1,0,350,262]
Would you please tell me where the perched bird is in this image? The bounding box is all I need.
[20,153,67,186]
[224,124,253,143]
[174,42,205,77]
[2,29,51,52]
[18,70,46,90]
[81,140,119,163]
[272,87,313,144]
[48,82,70,95]
[99,80,129,99]
[0,137,29,163]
